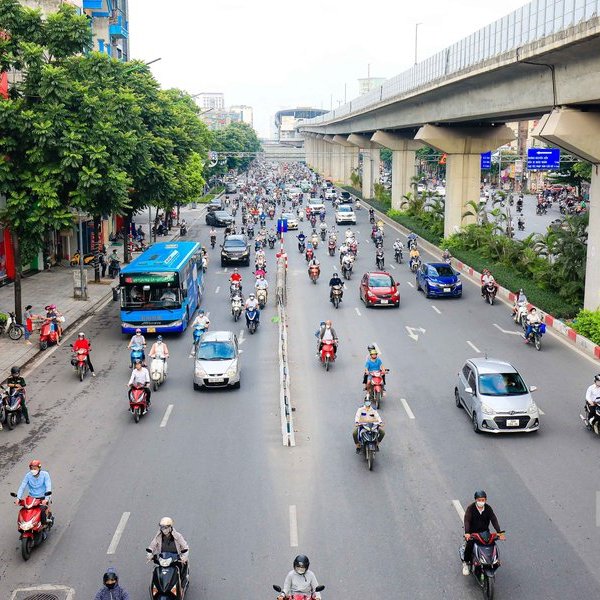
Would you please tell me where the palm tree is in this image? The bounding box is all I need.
[462,199,489,225]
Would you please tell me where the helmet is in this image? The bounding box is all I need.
[29,459,42,469]
[135,328,142,334]
[134,359,142,366]
[595,374,600,382]
[11,366,20,376]
[157,335,163,342]
[159,516,174,528]
[367,344,376,352]
[199,309,204,315]
[103,569,119,584]
[234,268,239,273]
[249,293,255,299]
[78,332,85,338]
[293,554,310,574]
[474,490,487,500]
[333,272,338,278]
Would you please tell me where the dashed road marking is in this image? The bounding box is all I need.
[431,305,441,314]
[452,500,465,521]
[215,286,220,294]
[466,341,481,353]
[107,512,131,554]
[406,281,414,288]
[400,398,415,419]
[289,505,298,547]
[493,323,523,336]
[160,404,174,428]
[389,263,396,270]
[355,307,362,317]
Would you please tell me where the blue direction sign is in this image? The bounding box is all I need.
[527,148,561,171]
[480,152,492,170]
[277,218,288,234]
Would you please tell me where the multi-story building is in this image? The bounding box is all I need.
[274,108,328,143]
[83,0,130,61]
[230,105,253,127]
[196,93,225,111]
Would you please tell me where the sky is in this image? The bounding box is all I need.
[129,0,531,139]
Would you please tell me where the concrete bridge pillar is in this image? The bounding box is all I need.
[314,135,326,176]
[416,124,515,237]
[371,131,423,210]
[332,135,356,185]
[303,135,314,169]
[323,135,340,181]
[533,108,600,310]
[347,134,382,199]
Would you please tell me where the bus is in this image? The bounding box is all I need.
[119,241,204,334]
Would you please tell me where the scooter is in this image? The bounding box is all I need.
[129,383,149,423]
[179,223,187,236]
[342,259,353,280]
[328,239,336,256]
[210,235,216,249]
[298,239,306,253]
[320,340,336,371]
[305,247,314,262]
[524,322,545,351]
[483,283,497,306]
[0,311,24,340]
[39,318,60,351]
[310,234,319,249]
[581,402,600,435]
[193,324,206,353]
[367,369,388,409]
[10,491,54,561]
[375,250,385,270]
[71,345,89,381]
[130,344,145,368]
[461,531,503,600]
[308,265,320,284]
[147,549,189,600]
[357,423,380,471]
[410,258,421,273]
[231,297,243,322]
[272,584,325,600]
[2,386,24,429]
[150,356,167,391]
[70,251,95,266]
[268,236,276,249]
[246,308,259,334]
[394,247,403,264]
[331,284,343,309]
[257,288,268,309]
[108,257,120,279]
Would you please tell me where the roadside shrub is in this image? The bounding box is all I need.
[572,310,600,344]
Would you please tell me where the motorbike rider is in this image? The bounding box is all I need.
[94,568,130,600]
[407,232,418,249]
[6,366,29,424]
[45,304,63,342]
[192,309,210,331]
[147,517,189,582]
[523,307,542,342]
[409,246,421,269]
[393,238,404,258]
[72,332,96,377]
[149,335,169,375]
[255,273,269,301]
[230,268,243,290]
[480,269,498,297]
[16,459,52,526]
[353,397,385,452]
[442,248,452,262]
[245,293,260,325]
[462,490,505,575]
[364,347,386,393]
[127,359,151,407]
[584,374,600,428]
[307,255,320,274]
[315,319,338,356]
[512,289,528,320]
[209,227,217,244]
[128,328,147,363]
[278,555,322,600]
[328,271,343,302]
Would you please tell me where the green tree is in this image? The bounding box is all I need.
[211,122,261,174]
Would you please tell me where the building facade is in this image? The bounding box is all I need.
[196,93,225,110]
[230,105,253,127]
[274,108,328,143]
[83,0,130,61]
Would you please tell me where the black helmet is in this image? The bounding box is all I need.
[11,366,20,376]
[103,568,118,584]
[367,344,376,352]
[474,490,487,500]
[293,554,310,573]
[595,374,600,382]
[333,272,338,278]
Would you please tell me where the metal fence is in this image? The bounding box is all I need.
[305,0,600,125]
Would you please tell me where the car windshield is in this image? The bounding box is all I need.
[214,211,230,218]
[121,285,181,310]
[430,265,455,277]
[478,372,528,396]
[369,275,393,287]
[338,207,352,212]
[197,341,236,361]
[225,239,246,248]
[282,214,294,219]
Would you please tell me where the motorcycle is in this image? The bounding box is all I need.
[369,211,375,224]
[375,249,385,270]
[70,251,95,266]
[247,226,255,240]
[298,239,306,253]
[71,346,89,381]
[320,228,327,241]
[129,383,149,423]
[0,311,24,340]
[231,297,243,322]
[39,318,60,351]
[257,288,268,309]
[320,340,336,371]
[268,208,275,219]
[341,259,353,280]
[273,584,325,600]
[246,308,259,334]
[230,281,242,298]
[518,219,525,231]
[512,302,528,328]
[349,241,358,256]
[150,356,167,391]
[328,239,336,256]
[2,386,24,429]
[268,236,276,249]
[210,235,216,249]
[179,224,187,236]
[410,258,421,273]
[483,283,497,306]
[147,549,190,600]
[394,247,403,264]
[310,234,319,249]
[331,284,343,309]
[367,369,387,409]
[130,343,145,368]
[305,247,314,262]
[108,257,121,279]
[461,531,503,600]
[581,402,600,435]
[10,491,54,561]
[193,324,207,353]
[308,265,320,284]
[358,423,380,471]
[524,322,545,350]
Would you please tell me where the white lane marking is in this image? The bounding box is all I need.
[389,263,396,270]
[239,330,246,345]
[452,500,465,521]
[224,268,228,273]
[106,512,131,554]
[215,286,220,294]
[289,505,299,547]
[400,398,415,419]
[355,307,362,316]
[431,305,441,314]
[160,404,174,428]
[406,281,414,288]
[466,341,481,353]
[493,323,523,336]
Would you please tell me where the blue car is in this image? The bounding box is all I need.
[416,262,462,298]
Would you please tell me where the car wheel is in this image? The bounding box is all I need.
[472,411,481,434]
[233,378,241,389]
[416,278,421,291]
[221,260,226,267]
[425,285,431,299]
[455,388,462,409]
[457,293,462,298]
[193,382,201,391]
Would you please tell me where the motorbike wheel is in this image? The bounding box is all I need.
[9,325,23,340]
[333,296,340,309]
[233,311,239,322]
[483,574,495,599]
[7,412,15,430]
[488,293,494,306]
[373,390,382,409]
[312,277,317,285]
[40,340,48,351]
[133,407,140,423]
[534,335,542,351]
[78,365,85,382]
[153,381,158,391]
[366,446,374,471]
[21,537,33,561]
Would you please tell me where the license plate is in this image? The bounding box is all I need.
[443,287,451,293]
[506,419,520,427]
[146,327,156,333]
[208,377,224,383]
[380,299,389,304]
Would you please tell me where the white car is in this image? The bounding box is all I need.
[307,198,325,214]
[193,331,240,390]
[324,188,337,201]
[335,205,356,225]
[281,212,299,230]
[287,187,302,200]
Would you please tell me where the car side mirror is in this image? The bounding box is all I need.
[529,385,537,392]
[273,585,282,593]
[464,386,473,395]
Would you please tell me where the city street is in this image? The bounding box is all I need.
[1,188,599,600]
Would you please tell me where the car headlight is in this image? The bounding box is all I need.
[527,400,538,415]
[226,367,237,378]
[195,367,207,378]
[481,403,496,415]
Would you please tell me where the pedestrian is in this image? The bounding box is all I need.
[130,220,136,237]
[23,305,34,345]
[99,250,107,278]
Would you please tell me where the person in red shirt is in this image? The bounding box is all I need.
[72,332,95,377]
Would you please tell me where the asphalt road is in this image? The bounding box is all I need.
[1,188,599,599]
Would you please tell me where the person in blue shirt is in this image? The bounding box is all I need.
[16,459,52,526]
[363,346,386,394]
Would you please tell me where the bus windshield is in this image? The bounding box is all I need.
[121,285,182,310]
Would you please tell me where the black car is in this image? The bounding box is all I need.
[221,235,250,266]
[206,210,234,227]
[206,198,224,213]
[337,191,353,205]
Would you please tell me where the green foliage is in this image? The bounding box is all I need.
[374,183,390,205]
[350,171,361,188]
[380,148,392,168]
[211,122,261,174]
[548,159,592,189]
[199,185,224,203]
[572,310,600,345]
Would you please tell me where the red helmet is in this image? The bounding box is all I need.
[29,459,42,469]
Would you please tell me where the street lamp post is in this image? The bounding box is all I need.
[415,23,422,65]
[78,211,87,300]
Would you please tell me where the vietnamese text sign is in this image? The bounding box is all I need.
[480,152,492,170]
[527,148,560,171]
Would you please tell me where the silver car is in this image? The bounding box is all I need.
[455,358,539,433]
[193,331,240,390]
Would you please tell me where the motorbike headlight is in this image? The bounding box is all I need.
[20,518,35,531]
[481,403,496,416]
[527,400,538,415]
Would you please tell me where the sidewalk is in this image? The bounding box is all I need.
[0,204,207,380]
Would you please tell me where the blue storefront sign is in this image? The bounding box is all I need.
[480,152,492,170]
[527,148,561,171]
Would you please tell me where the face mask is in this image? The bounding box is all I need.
[105,582,117,589]
[295,567,307,575]
[364,401,372,408]
[476,501,485,509]
[160,526,172,534]
[30,469,40,476]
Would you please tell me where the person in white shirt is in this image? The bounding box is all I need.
[278,555,322,600]
[192,309,210,330]
[584,374,600,427]
[127,360,151,405]
[353,398,384,452]
[523,307,542,342]
[255,275,269,290]
[245,293,260,325]
[149,336,169,375]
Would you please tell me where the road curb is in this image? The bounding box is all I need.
[365,200,600,362]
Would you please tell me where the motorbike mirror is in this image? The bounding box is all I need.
[181,548,188,553]
[272,585,282,593]
[464,386,473,395]
[45,491,52,496]
[145,547,153,553]
[10,491,17,497]
[315,585,325,592]
[529,385,538,392]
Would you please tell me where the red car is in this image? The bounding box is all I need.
[360,271,400,307]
